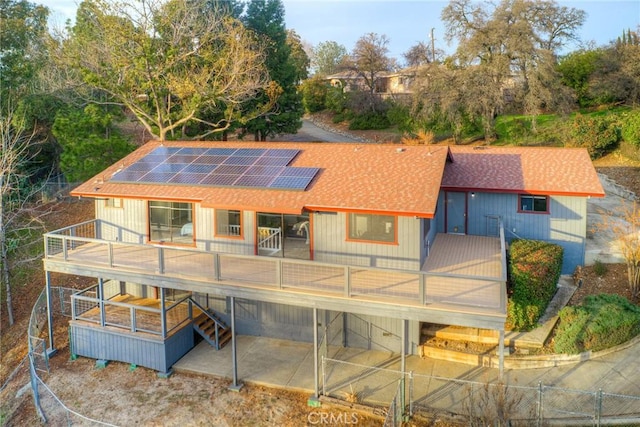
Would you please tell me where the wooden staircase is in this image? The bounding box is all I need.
[193,309,232,350]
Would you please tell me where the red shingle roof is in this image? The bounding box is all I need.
[71,141,450,218]
[71,142,604,218]
[442,146,605,197]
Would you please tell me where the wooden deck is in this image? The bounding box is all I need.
[423,234,503,279]
[46,230,507,329]
[74,295,191,337]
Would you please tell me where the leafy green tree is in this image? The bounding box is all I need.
[312,41,347,76]
[287,29,310,83]
[299,76,329,113]
[52,105,135,182]
[0,0,49,105]
[558,49,603,107]
[241,0,303,140]
[54,0,273,141]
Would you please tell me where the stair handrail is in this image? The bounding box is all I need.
[187,297,227,349]
[187,297,225,328]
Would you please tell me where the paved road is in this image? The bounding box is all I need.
[270,119,364,143]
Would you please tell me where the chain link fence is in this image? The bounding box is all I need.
[27,286,115,425]
[323,356,640,426]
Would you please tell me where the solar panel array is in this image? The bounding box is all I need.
[110,147,320,191]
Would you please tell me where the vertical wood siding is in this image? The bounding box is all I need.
[69,321,193,373]
[313,213,421,270]
[193,293,420,355]
[460,192,587,274]
[96,199,148,243]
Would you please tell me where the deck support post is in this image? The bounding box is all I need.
[229,296,243,392]
[98,278,105,327]
[45,271,56,355]
[498,329,505,380]
[160,287,167,338]
[401,319,407,421]
[313,308,319,399]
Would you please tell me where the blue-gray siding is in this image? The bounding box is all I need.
[193,293,420,355]
[440,191,588,274]
[69,321,194,373]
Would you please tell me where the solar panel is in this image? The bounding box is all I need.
[205,148,238,155]
[245,165,285,176]
[280,167,319,178]
[150,163,188,173]
[169,172,208,184]
[112,170,147,181]
[234,174,275,187]
[176,147,210,155]
[168,155,199,164]
[269,176,314,190]
[200,174,239,186]
[223,156,258,165]
[139,172,176,183]
[111,146,319,191]
[182,164,218,174]
[212,165,249,175]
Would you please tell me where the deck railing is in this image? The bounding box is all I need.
[46,220,507,314]
[70,283,191,336]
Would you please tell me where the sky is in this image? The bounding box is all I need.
[41,0,640,62]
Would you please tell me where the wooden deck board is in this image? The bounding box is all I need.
[76,296,190,336]
[422,234,503,279]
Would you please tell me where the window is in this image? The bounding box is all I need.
[105,198,123,208]
[148,201,193,243]
[215,209,242,237]
[519,195,549,213]
[347,213,396,243]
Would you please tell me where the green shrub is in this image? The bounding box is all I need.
[348,112,391,130]
[506,239,563,331]
[593,259,608,276]
[568,113,621,159]
[621,110,640,148]
[325,86,347,114]
[386,103,413,133]
[299,76,329,113]
[554,294,640,354]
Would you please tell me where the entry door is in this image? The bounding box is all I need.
[446,191,467,234]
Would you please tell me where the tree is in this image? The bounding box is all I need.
[348,32,394,96]
[286,29,310,83]
[52,105,135,182]
[0,107,50,325]
[403,41,439,67]
[596,201,640,302]
[242,0,303,141]
[0,0,49,106]
[312,40,347,76]
[557,49,603,107]
[53,0,273,141]
[441,0,585,140]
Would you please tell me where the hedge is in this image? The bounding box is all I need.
[506,239,563,331]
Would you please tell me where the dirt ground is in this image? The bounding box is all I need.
[1,119,639,426]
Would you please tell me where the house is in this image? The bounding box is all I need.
[325,68,416,98]
[41,141,603,391]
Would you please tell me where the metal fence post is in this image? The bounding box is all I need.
[537,382,543,427]
[595,388,603,427]
[322,356,326,397]
[409,371,414,417]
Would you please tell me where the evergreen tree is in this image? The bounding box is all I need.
[241,0,303,141]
